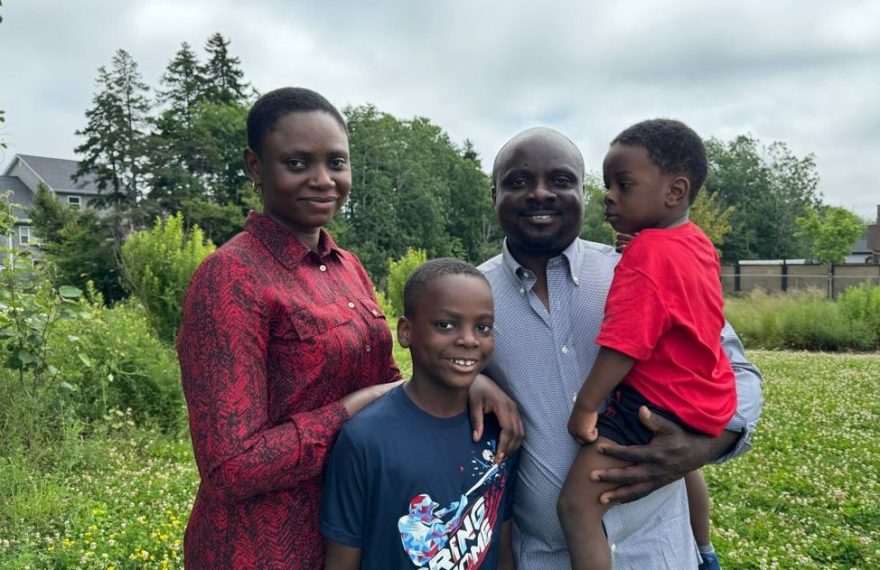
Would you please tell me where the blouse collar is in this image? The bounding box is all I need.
[244,211,342,270]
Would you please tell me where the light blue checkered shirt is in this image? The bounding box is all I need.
[480,238,763,570]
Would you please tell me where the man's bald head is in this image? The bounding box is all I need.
[492,127,585,188]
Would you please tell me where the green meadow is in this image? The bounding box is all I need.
[1,349,878,569]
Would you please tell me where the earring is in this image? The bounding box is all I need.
[252,181,262,192]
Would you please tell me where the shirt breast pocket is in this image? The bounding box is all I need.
[272,303,354,388]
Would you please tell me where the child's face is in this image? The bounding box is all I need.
[602,143,682,234]
[398,274,495,393]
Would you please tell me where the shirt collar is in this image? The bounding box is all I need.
[244,211,342,270]
[500,238,583,287]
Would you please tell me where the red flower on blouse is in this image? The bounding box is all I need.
[178,212,400,569]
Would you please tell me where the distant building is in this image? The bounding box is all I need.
[0,154,101,250]
[848,205,879,264]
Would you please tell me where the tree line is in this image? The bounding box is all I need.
[23,35,866,305]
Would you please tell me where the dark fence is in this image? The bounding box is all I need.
[721,262,880,299]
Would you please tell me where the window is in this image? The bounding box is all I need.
[68,195,82,210]
[19,225,30,246]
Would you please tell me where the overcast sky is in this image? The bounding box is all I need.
[1,0,878,220]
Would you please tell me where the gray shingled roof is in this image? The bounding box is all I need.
[0,175,34,218]
[16,154,101,195]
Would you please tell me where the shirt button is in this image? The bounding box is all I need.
[573,276,579,283]
[319,264,327,272]
[371,309,379,316]
[347,301,355,309]
[365,345,372,352]
[561,345,569,354]
[519,288,525,294]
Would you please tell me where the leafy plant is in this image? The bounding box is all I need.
[385,247,427,318]
[120,213,215,342]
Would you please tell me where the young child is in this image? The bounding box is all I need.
[556,119,736,570]
[321,258,519,570]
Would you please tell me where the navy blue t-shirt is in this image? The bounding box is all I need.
[321,385,518,569]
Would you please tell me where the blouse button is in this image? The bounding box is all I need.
[319,264,327,272]
[347,301,355,309]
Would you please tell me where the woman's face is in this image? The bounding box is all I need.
[246,111,351,246]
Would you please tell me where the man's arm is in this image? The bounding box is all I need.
[498,520,516,570]
[324,540,361,570]
[592,323,763,504]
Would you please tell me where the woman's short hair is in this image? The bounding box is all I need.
[246,87,346,156]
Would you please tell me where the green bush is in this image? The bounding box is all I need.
[837,282,880,346]
[48,299,184,431]
[780,299,876,351]
[725,287,879,351]
[385,247,427,318]
[121,213,215,342]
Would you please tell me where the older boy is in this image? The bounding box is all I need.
[322,259,518,570]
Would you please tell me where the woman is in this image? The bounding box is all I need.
[177,87,522,568]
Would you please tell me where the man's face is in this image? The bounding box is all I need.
[492,130,584,258]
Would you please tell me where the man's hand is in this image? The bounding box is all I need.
[591,406,736,504]
[614,232,637,253]
[469,374,525,463]
[567,402,599,445]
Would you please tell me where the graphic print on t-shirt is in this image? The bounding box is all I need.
[397,439,508,569]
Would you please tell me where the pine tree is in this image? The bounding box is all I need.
[158,42,208,128]
[203,33,249,105]
[74,49,151,211]
[148,43,210,214]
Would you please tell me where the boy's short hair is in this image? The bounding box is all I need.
[246,87,347,157]
[612,119,708,204]
[403,258,489,318]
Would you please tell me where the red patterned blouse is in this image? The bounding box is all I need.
[177,212,400,569]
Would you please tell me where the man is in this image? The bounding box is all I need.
[479,127,762,569]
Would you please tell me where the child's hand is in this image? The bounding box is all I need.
[567,401,599,445]
[614,232,637,253]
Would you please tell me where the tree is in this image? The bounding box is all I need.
[705,135,821,261]
[29,185,126,303]
[579,173,614,245]
[795,206,866,265]
[157,42,208,128]
[690,190,735,250]
[74,49,151,213]
[338,105,499,281]
[203,33,249,105]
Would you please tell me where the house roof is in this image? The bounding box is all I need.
[0,175,34,218]
[7,154,101,195]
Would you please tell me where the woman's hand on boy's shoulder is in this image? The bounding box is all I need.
[468,374,525,463]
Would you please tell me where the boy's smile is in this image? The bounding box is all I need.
[398,273,495,415]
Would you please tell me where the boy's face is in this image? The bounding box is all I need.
[602,143,684,234]
[398,274,495,393]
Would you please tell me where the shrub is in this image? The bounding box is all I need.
[725,287,879,351]
[48,299,184,431]
[385,247,427,318]
[780,299,876,351]
[837,282,880,348]
[121,213,215,342]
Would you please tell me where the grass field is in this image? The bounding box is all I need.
[1,350,878,569]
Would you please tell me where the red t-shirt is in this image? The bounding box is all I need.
[178,212,400,568]
[595,222,736,436]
